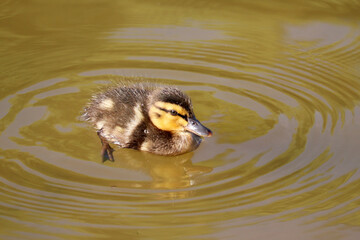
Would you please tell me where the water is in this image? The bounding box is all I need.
[1,0,360,239]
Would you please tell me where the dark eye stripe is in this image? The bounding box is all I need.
[177,113,188,120]
[156,107,188,120]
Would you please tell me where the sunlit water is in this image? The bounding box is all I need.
[1,1,360,239]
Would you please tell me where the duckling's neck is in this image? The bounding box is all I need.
[171,131,202,154]
[140,123,202,155]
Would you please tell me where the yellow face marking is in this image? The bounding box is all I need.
[98,98,114,110]
[149,102,189,132]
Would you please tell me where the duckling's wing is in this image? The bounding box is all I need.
[83,86,150,147]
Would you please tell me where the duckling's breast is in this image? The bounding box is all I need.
[140,129,202,155]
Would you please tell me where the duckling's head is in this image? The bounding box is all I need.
[148,87,212,137]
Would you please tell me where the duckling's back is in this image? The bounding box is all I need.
[83,85,151,147]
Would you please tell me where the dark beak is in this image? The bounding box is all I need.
[185,117,212,137]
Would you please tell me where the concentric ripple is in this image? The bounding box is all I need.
[1,1,360,240]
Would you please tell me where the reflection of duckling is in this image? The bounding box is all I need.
[107,149,213,191]
[82,83,212,161]
[149,157,212,190]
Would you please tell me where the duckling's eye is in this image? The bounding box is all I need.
[170,110,178,116]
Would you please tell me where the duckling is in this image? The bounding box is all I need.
[82,83,212,162]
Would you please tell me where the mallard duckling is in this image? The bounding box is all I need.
[82,83,212,162]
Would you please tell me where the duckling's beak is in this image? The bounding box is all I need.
[185,117,212,137]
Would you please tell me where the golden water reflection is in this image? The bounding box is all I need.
[1,0,360,239]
